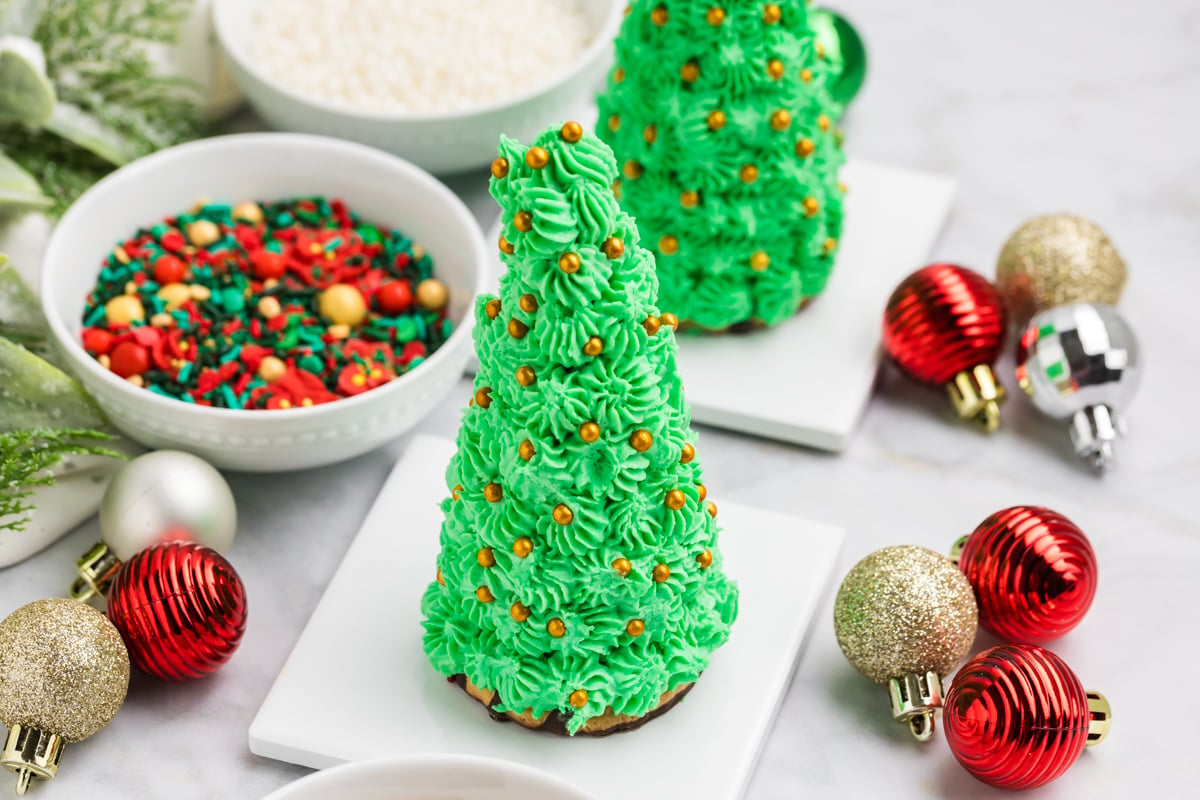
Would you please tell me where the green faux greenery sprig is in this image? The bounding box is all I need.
[0,428,119,533]
[0,0,203,215]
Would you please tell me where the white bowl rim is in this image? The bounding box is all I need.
[260,754,596,800]
[211,0,626,125]
[41,132,487,424]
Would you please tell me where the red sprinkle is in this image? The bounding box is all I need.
[110,341,150,377]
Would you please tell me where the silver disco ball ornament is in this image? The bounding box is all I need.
[1016,303,1141,471]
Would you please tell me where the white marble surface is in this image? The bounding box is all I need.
[2,0,1199,797]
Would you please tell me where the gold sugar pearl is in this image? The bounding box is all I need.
[804,197,820,217]
[653,563,671,582]
[824,237,838,253]
[476,586,495,603]
[513,536,534,557]
[508,319,529,339]
[105,295,145,325]
[681,443,696,463]
[416,278,448,311]
[771,110,792,131]
[258,296,281,319]
[327,323,351,340]
[651,4,668,25]
[475,387,493,408]
[127,374,145,387]
[660,312,679,330]
[680,190,699,208]
[602,237,625,259]
[665,490,686,510]
[485,298,502,320]
[516,365,536,386]
[614,66,626,83]
[258,356,287,383]
[560,121,584,142]
[681,62,700,83]
[511,602,531,622]
[584,336,604,356]
[624,160,644,179]
[818,114,831,132]
[740,164,759,183]
[796,138,816,157]
[452,484,464,501]
[698,483,708,501]
[697,549,714,569]
[189,284,212,302]
[514,211,533,232]
[609,114,622,132]
[839,182,849,193]
[559,252,582,274]
[491,157,510,179]
[520,294,538,313]
[626,619,646,637]
[658,235,679,255]
[437,569,445,585]
[706,7,725,25]
[233,202,263,225]
[553,504,574,525]
[612,557,633,577]
[579,421,601,443]
[525,147,550,169]
[707,501,719,518]
[767,59,784,79]
[569,689,589,708]
[801,68,814,83]
[816,42,826,59]
[707,110,727,131]
[644,124,658,144]
[499,236,515,255]
[644,316,662,335]
[630,430,653,452]
[484,482,503,502]
[764,3,782,23]
[477,547,496,568]
[547,618,567,637]
[185,219,220,247]
[519,439,536,461]
[751,250,771,271]
[156,283,190,311]
[613,179,623,200]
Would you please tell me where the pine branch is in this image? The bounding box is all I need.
[0,427,120,533]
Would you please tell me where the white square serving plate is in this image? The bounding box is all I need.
[478,159,955,451]
[250,434,844,800]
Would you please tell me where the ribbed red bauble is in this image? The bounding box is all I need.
[955,506,1097,641]
[945,644,1111,790]
[882,264,1008,430]
[106,542,247,681]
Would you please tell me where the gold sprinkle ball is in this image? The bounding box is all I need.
[559,252,582,274]
[525,147,550,169]
[644,124,658,144]
[326,323,351,340]
[437,568,445,585]
[258,355,287,383]
[630,430,653,452]
[476,586,495,603]
[257,296,281,319]
[801,68,814,83]
[452,484,463,501]
[824,237,838,253]
[514,211,534,232]
[552,504,574,525]
[680,190,700,208]
[499,236,515,255]
[485,298,502,320]
[767,59,784,79]
[764,3,782,23]
[750,251,771,271]
[232,202,263,225]
[665,489,686,510]
[833,545,978,684]
[569,689,589,708]
[614,66,626,83]
[707,501,718,518]
[583,336,605,356]
[681,443,695,463]
[104,295,145,326]
[653,563,671,582]
[609,114,622,132]
[561,121,584,142]
[477,547,496,567]
[484,482,503,502]
[515,365,536,386]
[547,618,567,637]
[511,603,531,622]
[651,4,668,25]
[513,536,534,557]
[658,235,679,255]
[518,440,536,461]
[697,484,708,501]
[740,164,759,183]
[771,110,792,130]
[818,114,831,131]
[519,294,539,313]
[579,421,601,443]
[644,315,662,335]
[490,157,510,179]
[803,197,820,217]
[508,319,529,339]
[796,137,816,157]
[319,283,368,326]
[612,558,633,577]
[660,312,679,330]
[706,7,725,25]
[602,237,625,259]
[416,278,448,311]
[474,387,492,408]
[624,160,644,179]
[697,550,713,569]
[707,110,727,131]
[185,219,220,247]
[626,619,646,637]
[681,62,700,83]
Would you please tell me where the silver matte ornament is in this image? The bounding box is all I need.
[1016,303,1141,471]
[71,451,237,600]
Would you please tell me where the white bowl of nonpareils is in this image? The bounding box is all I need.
[212,0,626,174]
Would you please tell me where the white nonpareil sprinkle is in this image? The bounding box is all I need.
[246,0,594,114]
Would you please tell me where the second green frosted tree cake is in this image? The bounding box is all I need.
[598,0,846,331]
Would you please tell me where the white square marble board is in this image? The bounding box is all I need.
[474,159,956,452]
[249,434,845,800]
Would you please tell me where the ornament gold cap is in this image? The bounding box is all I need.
[888,671,944,742]
[2,725,63,796]
[946,364,1006,432]
[1085,690,1112,746]
[69,541,120,602]
[948,535,967,566]
[1069,405,1124,472]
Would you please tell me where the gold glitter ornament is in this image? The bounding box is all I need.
[833,545,977,741]
[0,599,130,795]
[995,214,1127,327]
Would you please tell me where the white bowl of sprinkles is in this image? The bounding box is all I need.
[213,0,625,174]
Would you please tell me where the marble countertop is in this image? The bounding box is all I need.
[2,0,1198,797]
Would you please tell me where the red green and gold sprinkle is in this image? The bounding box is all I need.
[81,196,452,410]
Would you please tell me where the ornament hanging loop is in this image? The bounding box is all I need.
[70,541,120,602]
[888,671,944,742]
[1,725,64,796]
[947,365,1006,432]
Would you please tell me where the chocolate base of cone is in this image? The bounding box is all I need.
[677,296,817,335]
[452,674,695,737]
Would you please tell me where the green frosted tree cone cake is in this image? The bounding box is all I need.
[421,121,739,736]
[598,0,847,331]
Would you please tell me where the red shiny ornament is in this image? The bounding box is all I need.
[956,506,1097,641]
[106,542,247,681]
[882,264,1008,430]
[945,644,1111,790]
